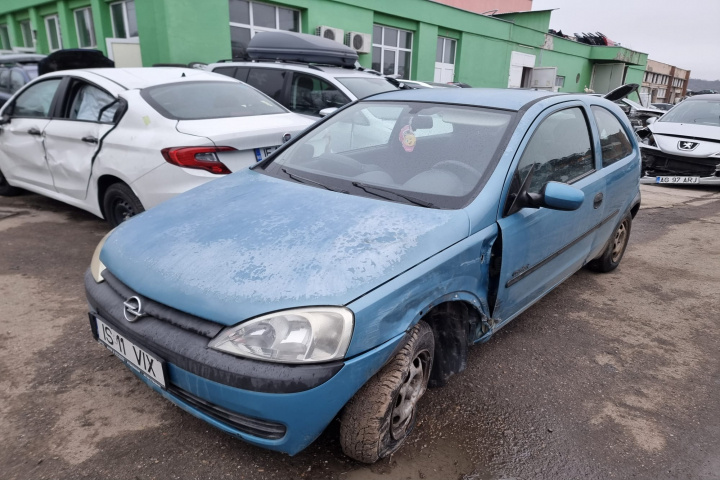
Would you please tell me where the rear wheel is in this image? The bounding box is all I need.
[587,213,632,273]
[340,321,434,463]
[102,183,145,227]
[0,168,22,196]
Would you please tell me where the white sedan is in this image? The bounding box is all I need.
[0,68,314,226]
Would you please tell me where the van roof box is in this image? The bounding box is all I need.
[246,31,358,68]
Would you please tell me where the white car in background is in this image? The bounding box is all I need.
[637,94,720,185]
[0,67,313,226]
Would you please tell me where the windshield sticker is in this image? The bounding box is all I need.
[399,125,416,152]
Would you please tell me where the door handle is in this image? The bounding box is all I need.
[81,136,98,144]
[28,127,42,136]
[593,192,604,209]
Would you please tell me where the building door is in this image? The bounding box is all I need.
[434,37,456,83]
[508,51,535,88]
[590,63,625,94]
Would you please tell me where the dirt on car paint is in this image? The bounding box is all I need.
[1,186,719,480]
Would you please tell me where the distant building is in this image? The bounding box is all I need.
[643,59,690,104]
[0,0,647,94]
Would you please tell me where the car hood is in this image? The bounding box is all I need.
[100,170,470,326]
[649,122,720,157]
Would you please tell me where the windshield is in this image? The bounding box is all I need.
[140,81,287,120]
[336,77,397,99]
[258,101,515,209]
[660,99,720,127]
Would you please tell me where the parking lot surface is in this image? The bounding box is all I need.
[1,184,719,480]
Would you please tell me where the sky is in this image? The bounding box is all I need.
[532,0,720,80]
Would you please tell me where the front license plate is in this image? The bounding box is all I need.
[655,176,700,184]
[95,317,167,388]
[254,145,280,162]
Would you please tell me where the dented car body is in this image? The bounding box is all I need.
[86,88,641,462]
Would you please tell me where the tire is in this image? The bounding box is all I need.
[0,168,22,196]
[102,183,145,227]
[340,321,434,464]
[587,213,632,273]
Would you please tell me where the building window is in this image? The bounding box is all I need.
[228,0,300,59]
[436,37,455,65]
[372,25,412,80]
[45,15,62,51]
[74,7,96,48]
[555,76,565,88]
[110,1,138,38]
[20,20,33,48]
[0,25,10,50]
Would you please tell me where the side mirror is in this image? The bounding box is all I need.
[646,117,657,126]
[319,107,338,117]
[539,181,585,211]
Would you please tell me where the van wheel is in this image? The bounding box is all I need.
[340,321,434,464]
[587,213,632,273]
[0,169,21,196]
[103,183,145,227]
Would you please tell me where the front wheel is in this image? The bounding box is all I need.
[102,183,145,227]
[340,321,434,463]
[587,213,632,273]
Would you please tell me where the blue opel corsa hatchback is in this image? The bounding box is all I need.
[86,88,640,463]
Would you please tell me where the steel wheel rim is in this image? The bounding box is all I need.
[391,349,430,439]
[611,220,628,263]
[111,198,135,224]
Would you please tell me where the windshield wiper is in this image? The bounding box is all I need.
[281,168,348,194]
[351,181,436,208]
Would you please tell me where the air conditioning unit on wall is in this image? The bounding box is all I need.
[346,32,371,54]
[316,26,344,43]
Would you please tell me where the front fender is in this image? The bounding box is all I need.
[345,223,498,358]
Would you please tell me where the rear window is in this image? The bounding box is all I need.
[336,77,397,99]
[140,81,287,120]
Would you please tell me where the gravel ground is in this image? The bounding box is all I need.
[1,185,719,480]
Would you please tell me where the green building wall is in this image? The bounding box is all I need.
[0,0,647,93]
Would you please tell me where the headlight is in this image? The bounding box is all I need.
[90,230,114,283]
[209,307,354,363]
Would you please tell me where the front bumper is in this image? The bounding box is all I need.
[85,269,405,455]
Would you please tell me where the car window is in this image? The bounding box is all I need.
[234,67,249,83]
[335,77,398,99]
[261,101,514,209]
[515,107,594,194]
[68,82,119,123]
[246,68,286,103]
[290,73,350,116]
[141,80,287,120]
[10,70,25,94]
[12,78,62,118]
[591,106,633,167]
[212,66,236,78]
[0,68,9,91]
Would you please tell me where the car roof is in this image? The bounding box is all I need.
[685,93,720,101]
[368,87,559,111]
[74,67,235,89]
[209,61,384,79]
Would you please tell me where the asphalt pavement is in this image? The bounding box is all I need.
[1,184,719,480]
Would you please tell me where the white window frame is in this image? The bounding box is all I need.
[19,20,34,48]
[110,0,138,39]
[44,15,62,51]
[74,7,96,48]
[228,1,301,39]
[436,37,456,65]
[372,25,413,80]
[0,24,11,50]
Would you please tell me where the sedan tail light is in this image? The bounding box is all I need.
[161,146,236,174]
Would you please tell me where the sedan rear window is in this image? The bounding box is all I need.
[141,81,287,120]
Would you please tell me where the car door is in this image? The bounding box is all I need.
[492,103,606,325]
[0,77,63,190]
[42,78,120,199]
[245,67,289,108]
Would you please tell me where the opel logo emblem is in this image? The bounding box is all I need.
[123,296,146,322]
[678,141,699,151]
